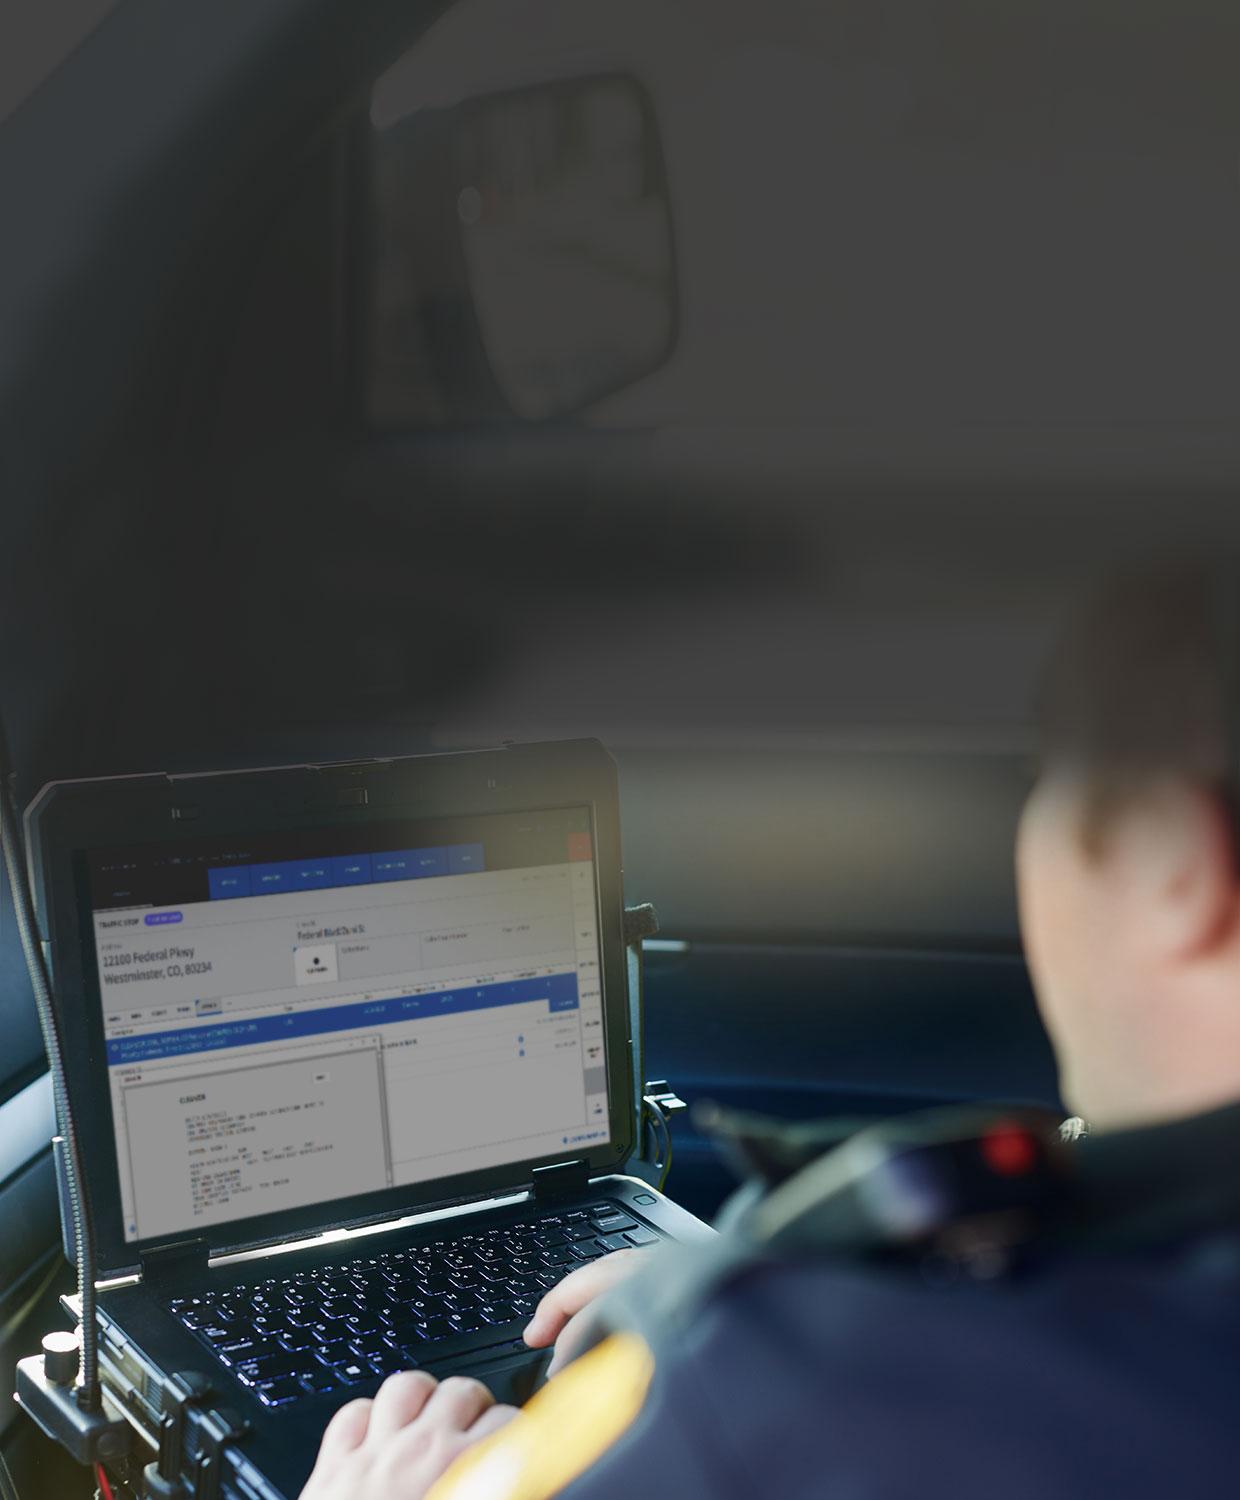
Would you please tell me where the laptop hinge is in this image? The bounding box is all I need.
[531,1160,590,1204]
[139,1238,209,1289]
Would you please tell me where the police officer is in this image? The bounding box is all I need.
[300,571,1240,1499]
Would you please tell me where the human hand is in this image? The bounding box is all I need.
[299,1370,517,1500]
[522,1249,643,1375]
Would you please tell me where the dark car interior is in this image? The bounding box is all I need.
[5,1,1240,1493]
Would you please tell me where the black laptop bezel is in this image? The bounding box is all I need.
[26,738,635,1278]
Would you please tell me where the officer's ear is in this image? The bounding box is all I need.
[1095,778,1240,966]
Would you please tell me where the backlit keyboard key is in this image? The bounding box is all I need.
[256,1377,303,1407]
[592,1215,639,1235]
[624,1227,660,1247]
[173,1208,663,1405]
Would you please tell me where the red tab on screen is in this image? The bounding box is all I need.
[567,832,593,862]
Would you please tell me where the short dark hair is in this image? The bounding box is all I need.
[1037,569,1236,851]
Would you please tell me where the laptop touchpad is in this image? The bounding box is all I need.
[426,1346,551,1407]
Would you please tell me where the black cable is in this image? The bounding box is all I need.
[642,1097,674,1191]
[654,1113,673,1190]
[0,741,101,1412]
[656,1107,674,1191]
[655,1104,673,1189]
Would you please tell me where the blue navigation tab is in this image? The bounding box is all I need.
[331,853,372,885]
[370,847,452,881]
[249,861,296,894]
[448,843,484,875]
[208,843,488,898]
[208,868,251,900]
[104,971,580,1065]
[410,847,448,878]
[372,850,415,881]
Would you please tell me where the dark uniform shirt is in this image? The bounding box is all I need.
[553,1241,1240,1497]
[431,1107,1240,1500]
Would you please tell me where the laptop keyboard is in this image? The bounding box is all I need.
[168,1203,660,1408]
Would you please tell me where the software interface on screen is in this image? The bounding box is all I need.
[86,808,609,1243]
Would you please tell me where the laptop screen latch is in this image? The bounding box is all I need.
[139,1238,209,1289]
[531,1160,590,1204]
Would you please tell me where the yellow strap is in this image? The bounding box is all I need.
[426,1333,656,1500]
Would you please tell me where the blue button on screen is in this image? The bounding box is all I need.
[448,843,484,875]
[211,843,485,898]
[208,868,252,900]
[331,854,372,885]
[410,847,448,878]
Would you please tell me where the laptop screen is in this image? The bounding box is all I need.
[86,807,609,1243]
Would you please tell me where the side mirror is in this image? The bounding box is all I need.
[366,73,678,424]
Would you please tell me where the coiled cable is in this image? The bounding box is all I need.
[0,744,100,1411]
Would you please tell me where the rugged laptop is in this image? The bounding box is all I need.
[26,739,709,1499]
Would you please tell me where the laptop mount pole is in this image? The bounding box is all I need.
[623,904,687,1188]
[1,724,133,1475]
[623,903,659,1135]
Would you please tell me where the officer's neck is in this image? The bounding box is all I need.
[1061,988,1240,1133]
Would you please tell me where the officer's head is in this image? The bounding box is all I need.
[1017,570,1240,1130]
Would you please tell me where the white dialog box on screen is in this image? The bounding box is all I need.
[294,943,338,984]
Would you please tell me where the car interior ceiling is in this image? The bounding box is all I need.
[5,0,1240,1490]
